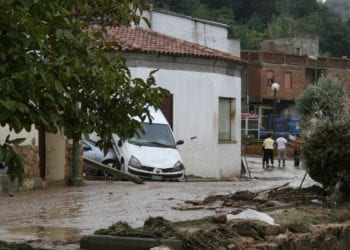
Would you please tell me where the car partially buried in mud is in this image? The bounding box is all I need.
[112,107,185,181]
[83,108,185,181]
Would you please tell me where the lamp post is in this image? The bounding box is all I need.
[271,82,280,139]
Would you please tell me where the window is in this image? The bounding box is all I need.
[266,70,274,87]
[284,72,292,90]
[160,93,173,129]
[219,98,236,142]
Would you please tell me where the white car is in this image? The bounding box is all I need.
[112,107,185,181]
[82,139,119,176]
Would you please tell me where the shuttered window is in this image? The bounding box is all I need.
[266,70,274,87]
[219,97,236,142]
[160,94,173,129]
[284,72,292,90]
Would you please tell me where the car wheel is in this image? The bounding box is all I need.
[102,159,121,171]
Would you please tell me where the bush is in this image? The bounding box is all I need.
[302,117,350,187]
[296,77,350,189]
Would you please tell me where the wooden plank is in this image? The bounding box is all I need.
[83,157,144,184]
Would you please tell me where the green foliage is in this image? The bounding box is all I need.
[230,25,265,50]
[295,77,348,126]
[241,132,255,146]
[296,77,350,188]
[326,0,350,21]
[149,0,350,56]
[0,0,167,183]
[265,14,301,39]
[275,0,319,18]
[302,117,350,187]
[0,135,25,184]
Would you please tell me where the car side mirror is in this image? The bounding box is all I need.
[118,139,123,147]
[176,140,184,145]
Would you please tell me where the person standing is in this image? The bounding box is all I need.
[293,134,302,168]
[276,135,288,168]
[262,133,275,169]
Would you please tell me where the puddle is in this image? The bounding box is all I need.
[3,226,81,249]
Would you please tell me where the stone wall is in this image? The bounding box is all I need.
[14,145,40,178]
[260,37,319,57]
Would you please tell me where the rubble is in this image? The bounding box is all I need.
[172,184,324,212]
[92,186,350,250]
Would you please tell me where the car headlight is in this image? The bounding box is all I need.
[173,161,184,171]
[128,156,142,169]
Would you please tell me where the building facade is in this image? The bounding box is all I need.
[243,36,350,116]
[106,26,244,179]
[241,50,350,138]
[140,9,240,57]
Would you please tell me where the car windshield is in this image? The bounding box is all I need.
[128,123,176,147]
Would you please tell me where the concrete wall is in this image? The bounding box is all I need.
[260,37,319,57]
[0,126,68,182]
[127,55,242,179]
[44,131,66,181]
[140,10,240,57]
[0,125,38,146]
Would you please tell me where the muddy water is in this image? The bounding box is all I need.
[0,157,316,249]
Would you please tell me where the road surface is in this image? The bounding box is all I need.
[0,156,316,249]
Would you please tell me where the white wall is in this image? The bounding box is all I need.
[140,10,240,57]
[130,67,241,179]
[0,125,38,146]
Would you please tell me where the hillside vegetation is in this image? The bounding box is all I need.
[149,0,350,57]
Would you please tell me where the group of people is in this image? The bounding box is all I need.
[262,133,301,169]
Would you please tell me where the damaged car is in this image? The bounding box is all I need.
[112,107,185,181]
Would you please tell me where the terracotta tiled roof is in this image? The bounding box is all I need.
[103,26,243,63]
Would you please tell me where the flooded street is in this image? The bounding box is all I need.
[0,157,317,249]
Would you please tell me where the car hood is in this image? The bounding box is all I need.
[128,144,182,169]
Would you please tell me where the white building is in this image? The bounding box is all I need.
[139,9,240,57]
[105,26,244,179]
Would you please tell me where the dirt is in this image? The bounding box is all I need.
[0,241,47,250]
[198,184,324,210]
[94,185,350,250]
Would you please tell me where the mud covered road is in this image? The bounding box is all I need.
[0,157,316,249]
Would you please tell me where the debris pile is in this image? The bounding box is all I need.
[94,186,350,250]
[172,184,324,211]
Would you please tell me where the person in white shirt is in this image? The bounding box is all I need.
[276,135,288,167]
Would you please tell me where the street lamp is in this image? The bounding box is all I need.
[271,82,280,138]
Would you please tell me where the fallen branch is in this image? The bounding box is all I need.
[83,157,143,184]
[299,171,308,191]
[256,182,290,194]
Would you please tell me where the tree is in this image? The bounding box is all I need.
[0,0,167,183]
[231,24,264,50]
[276,0,319,18]
[265,14,301,38]
[326,0,350,21]
[296,77,347,126]
[296,77,350,196]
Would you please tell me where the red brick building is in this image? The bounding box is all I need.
[241,51,350,117]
